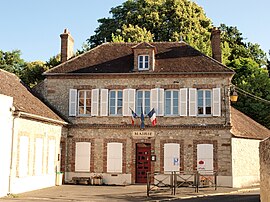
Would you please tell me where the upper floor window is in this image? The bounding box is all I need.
[165,90,179,116]
[136,90,150,115]
[109,90,123,115]
[138,55,149,70]
[78,90,91,116]
[197,89,212,115]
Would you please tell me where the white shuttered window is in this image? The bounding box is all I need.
[91,89,99,116]
[189,88,197,116]
[69,89,77,116]
[212,88,221,116]
[197,144,214,174]
[75,142,91,172]
[100,89,109,116]
[164,143,180,172]
[150,88,164,116]
[19,136,29,177]
[179,88,188,116]
[107,142,123,173]
[35,138,43,175]
[123,89,136,116]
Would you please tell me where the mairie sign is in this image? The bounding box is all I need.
[132,131,155,137]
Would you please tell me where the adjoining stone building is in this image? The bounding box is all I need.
[260,137,270,202]
[35,28,269,188]
[0,69,66,197]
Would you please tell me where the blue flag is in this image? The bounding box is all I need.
[140,103,145,129]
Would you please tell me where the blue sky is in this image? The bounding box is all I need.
[1,0,269,62]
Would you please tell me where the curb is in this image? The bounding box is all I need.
[158,187,260,201]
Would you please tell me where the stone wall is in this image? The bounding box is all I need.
[260,137,270,202]
[62,126,232,186]
[37,74,232,125]
[231,138,261,188]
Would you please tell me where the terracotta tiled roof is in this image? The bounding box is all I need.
[231,107,270,140]
[0,69,64,124]
[45,42,234,74]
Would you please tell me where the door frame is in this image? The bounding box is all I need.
[131,139,155,184]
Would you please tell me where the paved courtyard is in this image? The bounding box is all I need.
[0,185,259,202]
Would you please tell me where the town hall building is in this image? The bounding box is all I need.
[35,28,269,188]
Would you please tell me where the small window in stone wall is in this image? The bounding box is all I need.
[138,55,149,70]
[78,90,91,115]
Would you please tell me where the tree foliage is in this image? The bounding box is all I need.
[86,0,212,55]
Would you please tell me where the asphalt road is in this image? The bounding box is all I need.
[176,190,260,202]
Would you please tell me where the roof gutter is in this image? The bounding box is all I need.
[44,71,234,76]
[13,111,67,125]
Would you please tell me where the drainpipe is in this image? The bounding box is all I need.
[8,107,17,194]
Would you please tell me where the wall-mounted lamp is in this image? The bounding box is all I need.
[230,86,238,102]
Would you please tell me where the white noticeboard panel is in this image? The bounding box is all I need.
[197,144,213,174]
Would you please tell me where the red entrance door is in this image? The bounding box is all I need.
[136,143,151,183]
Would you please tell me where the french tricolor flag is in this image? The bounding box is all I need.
[130,108,138,126]
[148,108,157,126]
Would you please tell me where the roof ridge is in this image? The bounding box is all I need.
[45,42,110,74]
[0,68,20,80]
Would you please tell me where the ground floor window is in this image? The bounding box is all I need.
[107,142,123,173]
[18,136,29,177]
[164,143,180,172]
[75,142,91,172]
[197,144,214,173]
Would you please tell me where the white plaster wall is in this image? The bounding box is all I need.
[9,118,62,194]
[232,137,260,188]
[0,94,13,197]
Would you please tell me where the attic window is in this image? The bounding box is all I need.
[138,55,149,70]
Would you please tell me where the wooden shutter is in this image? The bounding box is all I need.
[164,143,180,172]
[123,89,135,116]
[151,88,158,113]
[107,142,123,173]
[75,142,91,172]
[213,88,221,116]
[189,88,197,116]
[151,88,164,116]
[91,89,99,116]
[197,144,214,174]
[100,89,108,116]
[19,136,29,177]
[69,89,77,116]
[180,88,188,116]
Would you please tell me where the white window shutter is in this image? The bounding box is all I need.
[100,89,108,116]
[107,142,123,173]
[75,142,91,172]
[91,89,99,116]
[180,88,188,116]
[151,88,158,113]
[123,89,135,116]
[164,143,180,172]
[69,89,77,116]
[151,88,164,116]
[158,88,164,116]
[189,88,197,116]
[197,144,214,174]
[213,88,221,116]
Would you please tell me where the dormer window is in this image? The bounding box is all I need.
[138,55,149,70]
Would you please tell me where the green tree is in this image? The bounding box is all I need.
[86,0,212,55]
[0,50,26,77]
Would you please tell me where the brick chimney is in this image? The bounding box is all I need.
[60,28,74,63]
[211,27,222,63]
